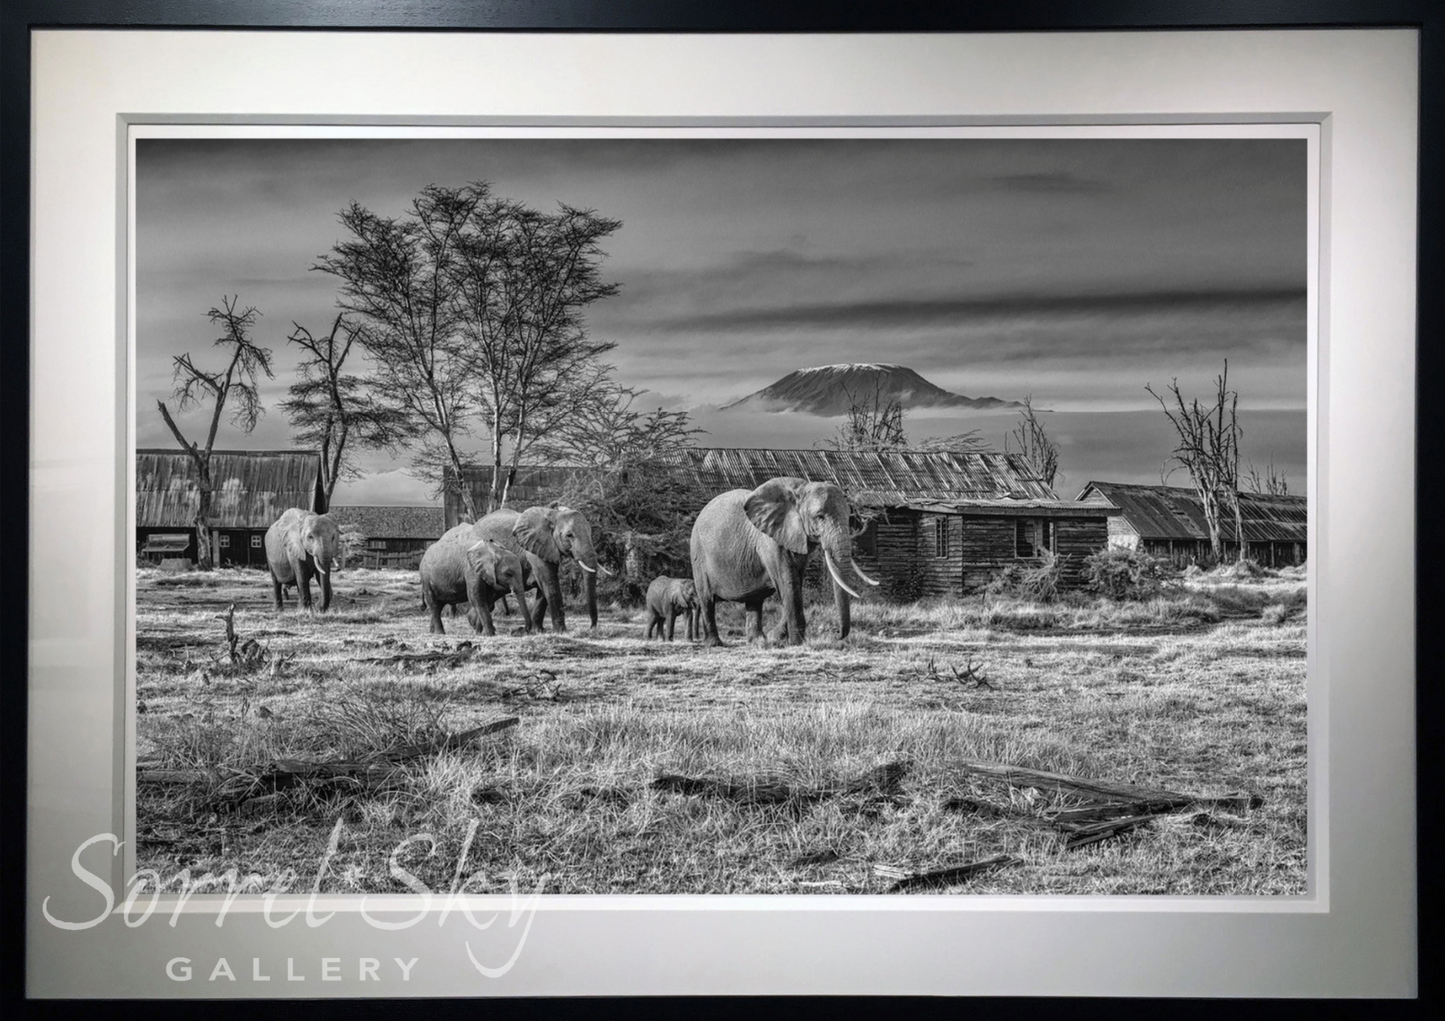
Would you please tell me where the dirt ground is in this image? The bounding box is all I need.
[133,564,1308,896]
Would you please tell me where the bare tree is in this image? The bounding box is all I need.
[452,197,622,509]
[824,381,988,455]
[156,297,274,569]
[314,185,485,518]
[825,382,907,452]
[279,313,414,504]
[1245,457,1290,496]
[1146,361,1245,562]
[1005,395,1060,488]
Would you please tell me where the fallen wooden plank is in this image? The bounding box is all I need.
[654,760,912,805]
[955,758,1261,811]
[1059,814,1157,850]
[882,854,1020,892]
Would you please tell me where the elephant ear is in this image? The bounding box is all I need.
[283,510,310,561]
[512,506,562,563]
[466,539,501,585]
[744,478,809,555]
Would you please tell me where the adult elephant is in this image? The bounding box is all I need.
[474,503,602,633]
[418,524,531,635]
[690,476,879,646]
[264,508,340,612]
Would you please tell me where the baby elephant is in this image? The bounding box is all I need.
[646,576,699,642]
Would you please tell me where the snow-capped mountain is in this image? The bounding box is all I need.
[721,363,1024,416]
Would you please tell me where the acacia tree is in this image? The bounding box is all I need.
[279,313,414,504]
[315,186,485,518]
[452,197,622,508]
[1005,395,1060,488]
[1146,361,1246,562]
[156,297,274,569]
[536,380,706,600]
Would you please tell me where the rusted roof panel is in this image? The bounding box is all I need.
[329,505,444,539]
[662,448,1057,502]
[136,449,321,529]
[1077,481,1307,543]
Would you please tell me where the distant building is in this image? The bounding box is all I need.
[1076,481,1307,566]
[135,449,324,566]
[328,505,444,569]
[448,449,1117,597]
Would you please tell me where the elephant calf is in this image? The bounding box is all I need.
[265,508,339,613]
[645,576,699,642]
[419,524,532,636]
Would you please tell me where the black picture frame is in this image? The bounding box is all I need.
[3,2,1439,1017]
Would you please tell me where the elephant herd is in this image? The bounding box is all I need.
[263,476,879,647]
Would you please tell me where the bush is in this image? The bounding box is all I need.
[985,551,1061,603]
[1083,547,1173,601]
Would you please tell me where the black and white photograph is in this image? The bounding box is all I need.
[132,132,1309,897]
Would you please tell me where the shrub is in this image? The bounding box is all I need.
[984,551,1061,603]
[1083,547,1173,601]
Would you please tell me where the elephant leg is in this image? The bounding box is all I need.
[540,561,566,632]
[696,578,722,647]
[773,572,804,646]
[530,588,549,631]
[745,599,767,643]
[424,588,445,634]
[665,608,677,642]
[689,607,699,642]
[269,567,283,612]
[646,612,658,640]
[294,558,314,612]
[473,593,496,636]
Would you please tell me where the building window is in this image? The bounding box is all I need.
[218,534,230,548]
[1015,518,1055,558]
[933,517,949,558]
[369,539,388,550]
[250,534,262,548]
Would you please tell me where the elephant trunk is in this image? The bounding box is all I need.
[584,569,598,630]
[821,526,871,640]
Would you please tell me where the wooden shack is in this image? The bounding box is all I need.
[1076,480,1307,566]
[667,449,1117,598]
[328,505,444,569]
[135,449,324,566]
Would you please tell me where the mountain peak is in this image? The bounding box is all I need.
[722,364,1024,416]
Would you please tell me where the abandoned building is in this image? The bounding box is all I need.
[328,505,444,569]
[1075,480,1307,566]
[448,449,1116,597]
[135,448,324,566]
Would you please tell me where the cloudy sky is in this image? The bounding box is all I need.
[136,136,1307,504]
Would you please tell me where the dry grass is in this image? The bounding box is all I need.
[133,564,1307,896]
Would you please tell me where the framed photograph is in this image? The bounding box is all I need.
[11,1,1432,1005]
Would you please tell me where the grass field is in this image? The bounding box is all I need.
[133,562,1308,896]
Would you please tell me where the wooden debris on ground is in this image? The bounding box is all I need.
[950,758,1263,850]
[653,760,913,806]
[876,854,1020,892]
[136,717,520,811]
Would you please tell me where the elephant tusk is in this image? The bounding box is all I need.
[597,563,615,577]
[576,559,597,574]
[467,540,486,552]
[824,549,863,601]
[849,560,881,587]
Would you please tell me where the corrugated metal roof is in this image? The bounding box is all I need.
[903,499,1119,517]
[661,448,1057,504]
[1076,481,1307,543]
[449,448,1058,513]
[136,449,321,528]
[329,505,443,539]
